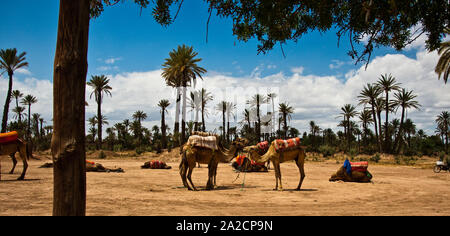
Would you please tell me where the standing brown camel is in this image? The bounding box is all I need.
[244,141,306,191]
[0,139,29,180]
[179,138,247,191]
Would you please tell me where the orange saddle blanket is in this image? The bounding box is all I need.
[274,137,301,152]
[0,131,18,144]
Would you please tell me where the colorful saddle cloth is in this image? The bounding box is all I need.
[274,137,301,152]
[186,135,218,150]
[256,141,269,154]
[0,131,18,144]
[343,159,368,174]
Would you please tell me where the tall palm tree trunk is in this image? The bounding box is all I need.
[97,92,102,150]
[385,92,390,153]
[1,72,13,133]
[181,81,187,145]
[52,0,89,216]
[201,103,206,132]
[174,87,181,135]
[283,113,287,139]
[394,107,405,154]
[161,109,167,149]
[222,109,226,142]
[370,102,381,152]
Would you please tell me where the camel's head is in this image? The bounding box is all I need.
[243,145,264,162]
[231,137,249,149]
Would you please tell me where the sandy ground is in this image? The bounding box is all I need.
[1,156,450,216]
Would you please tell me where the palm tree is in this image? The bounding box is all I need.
[225,102,236,143]
[32,113,41,138]
[87,75,112,150]
[161,45,206,145]
[278,102,294,139]
[340,104,358,151]
[188,91,201,131]
[436,111,450,153]
[21,95,37,140]
[376,74,401,153]
[247,94,268,141]
[0,48,28,133]
[132,110,147,125]
[403,119,416,148]
[267,92,277,137]
[199,88,213,132]
[358,83,382,152]
[216,101,227,141]
[358,109,374,147]
[11,90,24,123]
[132,110,147,145]
[392,89,421,154]
[435,28,449,84]
[158,99,171,149]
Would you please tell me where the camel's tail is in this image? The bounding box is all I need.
[25,142,31,161]
[179,150,188,173]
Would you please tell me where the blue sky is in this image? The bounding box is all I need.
[1,0,399,80]
[1,0,448,135]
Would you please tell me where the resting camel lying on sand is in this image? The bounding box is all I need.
[244,139,306,191]
[179,137,248,191]
[141,160,171,169]
[40,161,124,173]
[0,139,30,181]
[329,166,372,183]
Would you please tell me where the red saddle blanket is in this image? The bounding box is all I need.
[0,131,18,144]
[274,137,301,152]
[257,141,269,150]
[350,161,368,172]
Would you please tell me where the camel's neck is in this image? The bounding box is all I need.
[219,145,238,162]
[255,144,274,163]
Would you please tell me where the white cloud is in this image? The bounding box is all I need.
[105,57,122,64]
[291,66,304,74]
[329,60,346,69]
[1,46,447,136]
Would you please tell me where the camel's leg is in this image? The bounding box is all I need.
[17,144,28,180]
[295,152,306,191]
[179,157,189,189]
[276,162,283,191]
[9,153,17,174]
[266,160,270,170]
[272,160,281,190]
[206,159,217,190]
[187,161,197,191]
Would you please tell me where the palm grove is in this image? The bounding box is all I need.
[0,0,448,216]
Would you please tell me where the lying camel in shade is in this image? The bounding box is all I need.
[329,166,373,183]
[40,161,124,173]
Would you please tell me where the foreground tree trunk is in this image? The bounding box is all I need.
[51,0,90,216]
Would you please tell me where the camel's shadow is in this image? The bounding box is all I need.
[261,188,318,192]
[0,178,41,182]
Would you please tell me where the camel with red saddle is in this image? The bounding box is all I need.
[244,137,306,191]
[0,131,30,180]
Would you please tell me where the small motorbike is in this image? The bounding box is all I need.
[433,161,450,173]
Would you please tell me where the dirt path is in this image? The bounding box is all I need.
[1,158,449,216]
